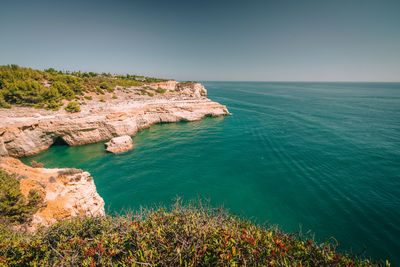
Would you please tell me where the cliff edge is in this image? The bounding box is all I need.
[0,81,229,157]
[0,80,229,229]
[0,157,105,231]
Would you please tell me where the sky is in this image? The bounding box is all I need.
[0,0,399,81]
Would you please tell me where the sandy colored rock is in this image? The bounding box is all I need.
[105,135,133,153]
[0,157,105,231]
[148,80,179,91]
[0,81,229,157]
[0,81,228,229]
[176,82,207,96]
[0,140,8,157]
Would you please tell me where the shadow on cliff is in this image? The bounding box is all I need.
[52,136,68,146]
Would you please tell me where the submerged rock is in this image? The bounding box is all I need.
[105,135,133,154]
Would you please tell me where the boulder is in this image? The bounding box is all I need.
[105,135,133,154]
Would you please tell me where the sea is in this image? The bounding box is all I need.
[23,82,400,264]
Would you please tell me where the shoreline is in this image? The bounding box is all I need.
[0,81,230,229]
[0,81,230,158]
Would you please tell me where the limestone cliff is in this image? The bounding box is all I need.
[0,81,229,229]
[0,157,105,231]
[0,82,228,157]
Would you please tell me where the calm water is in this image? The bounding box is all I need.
[23,82,400,263]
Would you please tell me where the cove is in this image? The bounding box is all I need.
[23,82,400,264]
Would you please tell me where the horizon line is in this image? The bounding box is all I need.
[198,80,400,83]
[3,64,399,83]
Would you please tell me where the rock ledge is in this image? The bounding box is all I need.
[0,157,105,231]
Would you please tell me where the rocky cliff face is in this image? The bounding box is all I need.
[148,81,207,97]
[148,80,179,91]
[0,82,229,157]
[0,81,229,229]
[0,99,228,157]
[0,157,105,231]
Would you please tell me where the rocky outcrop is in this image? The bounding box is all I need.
[148,80,179,91]
[0,157,105,231]
[0,81,229,229]
[0,98,229,157]
[105,135,133,153]
[148,81,207,96]
[0,140,8,157]
[176,82,207,96]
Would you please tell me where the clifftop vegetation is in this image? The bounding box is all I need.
[0,170,42,225]
[0,169,386,266]
[0,65,168,111]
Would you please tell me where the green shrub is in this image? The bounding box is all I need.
[0,94,11,109]
[144,77,168,83]
[112,95,118,99]
[45,99,61,111]
[98,99,105,103]
[42,86,60,101]
[147,92,154,97]
[0,201,383,266]
[84,96,93,100]
[156,87,166,94]
[52,81,74,100]
[100,82,114,92]
[2,80,45,105]
[138,88,147,95]
[0,64,169,109]
[0,169,42,224]
[96,87,105,95]
[65,102,81,113]
[99,82,107,89]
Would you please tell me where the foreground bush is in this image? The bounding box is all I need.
[0,200,384,266]
[0,170,42,224]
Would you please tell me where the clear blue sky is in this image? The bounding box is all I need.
[1,0,399,81]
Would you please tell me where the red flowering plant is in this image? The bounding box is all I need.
[0,199,388,266]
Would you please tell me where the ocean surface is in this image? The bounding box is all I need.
[23,82,400,263]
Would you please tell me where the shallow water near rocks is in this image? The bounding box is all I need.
[23,82,400,263]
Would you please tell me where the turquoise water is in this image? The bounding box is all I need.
[23,82,400,263]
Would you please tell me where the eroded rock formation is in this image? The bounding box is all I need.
[0,81,229,229]
[0,82,229,157]
[105,135,133,153]
[0,157,105,231]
